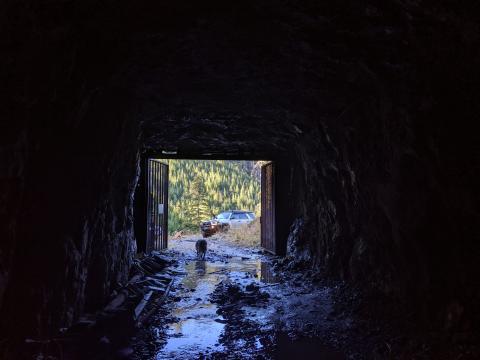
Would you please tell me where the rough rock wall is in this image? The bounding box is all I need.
[289,3,480,328]
[0,96,140,339]
[1,0,479,341]
[0,2,141,338]
[131,0,480,333]
[134,0,480,331]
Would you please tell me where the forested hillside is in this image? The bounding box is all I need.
[162,160,262,233]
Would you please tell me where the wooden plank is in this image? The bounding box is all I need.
[134,291,153,319]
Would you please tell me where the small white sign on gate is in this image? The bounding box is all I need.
[158,203,164,214]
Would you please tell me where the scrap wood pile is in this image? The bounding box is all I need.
[128,253,180,325]
[16,252,178,358]
[101,252,176,326]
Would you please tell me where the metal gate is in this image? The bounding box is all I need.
[261,162,275,253]
[146,159,169,252]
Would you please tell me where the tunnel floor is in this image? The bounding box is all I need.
[13,236,476,359]
[130,237,346,359]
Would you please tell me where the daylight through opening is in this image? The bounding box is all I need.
[137,159,277,256]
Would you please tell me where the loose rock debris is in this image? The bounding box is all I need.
[211,282,270,308]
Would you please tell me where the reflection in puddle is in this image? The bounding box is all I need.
[160,316,224,355]
[260,261,279,283]
[156,258,278,358]
[156,261,226,358]
[223,257,278,284]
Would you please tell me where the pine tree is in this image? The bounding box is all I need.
[164,159,261,233]
[184,174,211,227]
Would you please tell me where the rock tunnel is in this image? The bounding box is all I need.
[1,0,479,357]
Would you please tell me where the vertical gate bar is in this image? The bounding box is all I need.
[151,160,155,252]
[158,162,163,250]
[145,159,149,253]
[271,164,273,251]
[146,159,152,253]
[265,164,272,250]
[269,164,272,251]
[164,163,169,249]
[152,160,156,251]
[159,162,163,249]
[153,160,157,252]
[268,164,271,251]
[155,161,160,250]
[260,162,275,254]
[266,164,269,250]
[154,161,157,251]
[261,165,263,248]
[158,162,162,250]
[271,163,276,252]
[158,162,161,250]
[261,165,266,249]
[157,161,161,250]
[151,160,155,253]
[160,163,163,249]
[162,163,166,249]
[153,161,157,251]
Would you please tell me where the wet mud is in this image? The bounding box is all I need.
[15,236,479,359]
[131,237,345,359]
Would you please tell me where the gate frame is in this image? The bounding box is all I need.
[137,153,283,256]
[145,159,169,252]
[261,161,276,254]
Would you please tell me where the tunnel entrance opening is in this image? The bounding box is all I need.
[131,158,288,358]
[135,158,277,256]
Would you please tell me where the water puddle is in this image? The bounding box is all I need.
[155,257,275,358]
[155,261,225,358]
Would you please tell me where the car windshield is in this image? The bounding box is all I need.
[216,212,232,219]
[247,212,255,219]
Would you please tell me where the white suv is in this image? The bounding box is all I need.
[216,210,255,229]
[200,210,255,237]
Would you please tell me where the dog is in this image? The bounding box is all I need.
[195,239,207,260]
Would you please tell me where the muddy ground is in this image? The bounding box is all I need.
[17,235,478,359]
[130,236,349,359]
[127,236,479,360]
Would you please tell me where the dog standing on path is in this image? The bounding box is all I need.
[195,239,207,260]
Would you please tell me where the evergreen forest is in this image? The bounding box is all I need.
[161,159,263,233]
